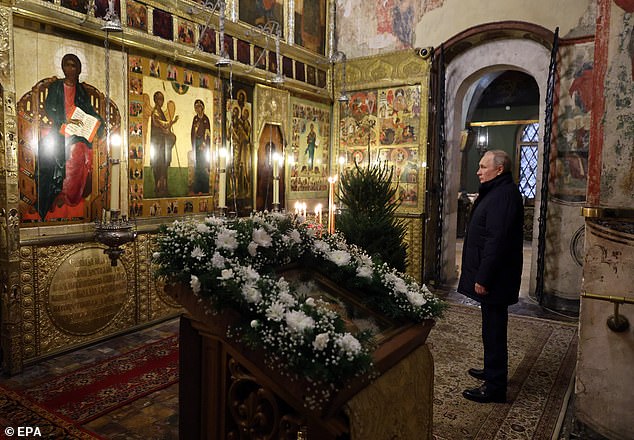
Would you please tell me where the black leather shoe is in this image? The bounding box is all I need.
[468,368,486,380]
[462,384,506,403]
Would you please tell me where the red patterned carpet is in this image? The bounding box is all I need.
[0,386,101,439]
[17,335,178,424]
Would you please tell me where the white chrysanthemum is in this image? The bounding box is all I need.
[219,268,234,280]
[277,277,290,294]
[253,228,272,247]
[247,242,258,256]
[242,266,260,282]
[384,272,400,285]
[216,229,238,251]
[313,333,330,351]
[285,310,315,332]
[328,250,351,266]
[356,265,373,279]
[191,246,205,260]
[358,254,373,267]
[393,278,409,294]
[288,229,301,244]
[337,333,362,355]
[196,223,211,233]
[266,302,285,321]
[313,240,330,253]
[270,211,286,221]
[190,275,201,294]
[406,290,427,307]
[243,284,262,303]
[205,216,224,226]
[211,252,226,268]
[278,291,296,307]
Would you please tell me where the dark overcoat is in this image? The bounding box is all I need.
[457,172,524,305]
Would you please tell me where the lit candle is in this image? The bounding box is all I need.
[302,202,307,218]
[218,147,227,208]
[294,201,300,215]
[328,176,337,234]
[272,152,280,206]
[109,140,121,213]
[315,203,323,225]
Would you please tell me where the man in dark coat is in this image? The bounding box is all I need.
[458,149,524,403]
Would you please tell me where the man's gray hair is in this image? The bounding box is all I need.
[487,150,512,173]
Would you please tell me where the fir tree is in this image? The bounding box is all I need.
[336,162,408,272]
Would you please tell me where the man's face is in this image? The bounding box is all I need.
[477,152,501,184]
[62,57,80,81]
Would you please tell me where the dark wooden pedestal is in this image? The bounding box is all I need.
[173,284,435,440]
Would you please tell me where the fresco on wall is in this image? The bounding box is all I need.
[289,98,330,195]
[337,0,443,54]
[225,82,254,215]
[130,56,217,217]
[16,40,120,223]
[601,9,634,204]
[552,43,594,203]
[293,0,327,55]
[338,85,422,209]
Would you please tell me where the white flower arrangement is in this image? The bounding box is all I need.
[154,211,445,387]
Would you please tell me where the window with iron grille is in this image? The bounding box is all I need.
[518,123,539,199]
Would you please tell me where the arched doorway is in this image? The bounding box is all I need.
[440,28,552,300]
[255,123,285,212]
[456,70,540,298]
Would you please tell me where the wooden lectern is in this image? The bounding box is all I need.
[169,269,435,440]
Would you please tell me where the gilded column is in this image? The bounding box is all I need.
[0,4,24,374]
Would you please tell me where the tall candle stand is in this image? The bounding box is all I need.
[94,4,136,266]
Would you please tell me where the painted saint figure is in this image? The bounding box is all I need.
[150,91,179,197]
[228,102,252,199]
[36,53,103,220]
[305,123,317,169]
[190,99,211,194]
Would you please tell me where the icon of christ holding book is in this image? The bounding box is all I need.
[36,53,104,220]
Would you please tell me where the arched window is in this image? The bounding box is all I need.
[517,123,539,200]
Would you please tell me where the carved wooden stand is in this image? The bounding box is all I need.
[171,283,435,440]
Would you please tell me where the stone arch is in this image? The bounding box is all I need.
[441,34,551,295]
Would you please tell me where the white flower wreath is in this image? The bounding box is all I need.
[154,211,445,388]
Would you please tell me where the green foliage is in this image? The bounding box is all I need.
[337,162,408,272]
